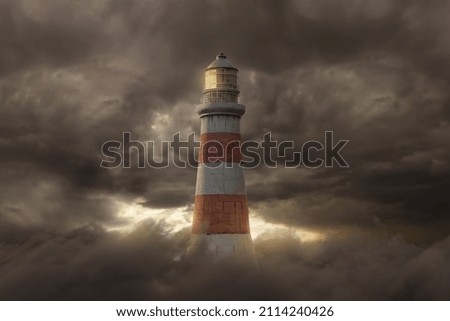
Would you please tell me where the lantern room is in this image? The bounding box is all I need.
[203,53,240,103]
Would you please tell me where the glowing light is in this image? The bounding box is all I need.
[108,198,191,233]
[250,213,326,242]
[108,198,326,243]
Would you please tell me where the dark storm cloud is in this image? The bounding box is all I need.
[0,163,123,234]
[1,221,449,300]
[0,1,114,77]
[0,0,449,300]
[0,0,197,211]
[230,0,450,238]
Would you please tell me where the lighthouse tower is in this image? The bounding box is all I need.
[188,53,256,263]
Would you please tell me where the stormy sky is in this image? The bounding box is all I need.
[0,0,449,300]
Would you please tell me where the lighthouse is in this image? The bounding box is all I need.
[188,53,257,263]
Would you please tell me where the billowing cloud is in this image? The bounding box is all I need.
[1,220,449,300]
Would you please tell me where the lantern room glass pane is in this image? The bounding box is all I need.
[204,69,218,90]
[204,68,238,91]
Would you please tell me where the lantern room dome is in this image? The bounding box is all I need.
[206,52,238,70]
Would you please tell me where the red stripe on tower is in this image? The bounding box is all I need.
[198,133,242,163]
[192,194,249,234]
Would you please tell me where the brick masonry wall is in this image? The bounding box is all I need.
[192,194,250,234]
[199,133,242,163]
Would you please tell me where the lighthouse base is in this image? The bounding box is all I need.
[187,234,257,265]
